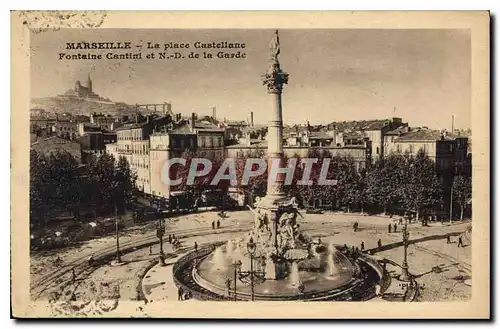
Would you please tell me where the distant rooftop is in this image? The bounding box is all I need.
[308,131,334,140]
[328,118,402,131]
[395,128,459,142]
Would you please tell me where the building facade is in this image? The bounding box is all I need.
[54,119,78,140]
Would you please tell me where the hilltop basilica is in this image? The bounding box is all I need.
[63,73,101,99]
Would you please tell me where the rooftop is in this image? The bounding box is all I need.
[115,122,146,131]
[395,129,459,142]
[327,118,400,131]
[308,131,334,140]
[385,125,410,136]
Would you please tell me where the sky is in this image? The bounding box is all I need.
[30,28,471,129]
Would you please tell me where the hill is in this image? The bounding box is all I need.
[31,96,137,116]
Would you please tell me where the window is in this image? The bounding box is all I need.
[376,147,379,155]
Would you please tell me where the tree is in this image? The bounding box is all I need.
[80,153,136,214]
[335,156,359,212]
[366,154,406,214]
[114,155,137,211]
[30,150,51,225]
[235,149,267,205]
[292,149,338,209]
[357,168,368,214]
[86,153,118,212]
[452,175,472,220]
[401,150,443,221]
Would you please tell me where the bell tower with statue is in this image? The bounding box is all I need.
[246,30,308,282]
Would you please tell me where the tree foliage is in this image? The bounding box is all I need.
[452,175,472,220]
[30,150,137,226]
[401,150,443,219]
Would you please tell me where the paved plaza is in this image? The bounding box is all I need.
[30,209,471,304]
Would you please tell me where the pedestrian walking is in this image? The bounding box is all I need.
[457,236,464,247]
[71,268,76,283]
[212,221,215,229]
[393,223,397,233]
[168,234,172,244]
[399,217,403,225]
[361,241,365,250]
[446,234,451,244]
[172,234,176,241]
[178,287,184,301]
[377,239,382,248]
[388,224,392,233]
[217,219,220,229]
[194,241,198,252]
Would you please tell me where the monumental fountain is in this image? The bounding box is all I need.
[172,31,385,301]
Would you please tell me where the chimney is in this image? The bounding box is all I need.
[212,106,217,120]
[250,111,254,127]
[191,112,196,131]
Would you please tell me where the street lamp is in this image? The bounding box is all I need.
[157,218,166,266]
[114,204,121,263]
[449,183,453,225]
[225,278,232,297]
[232,259,242,301]
[236,237,266,301]
[298,281,305,301]
[400,213,411,281]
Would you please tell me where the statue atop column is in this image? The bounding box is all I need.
[262,30,289,95]
[269,30,281,63]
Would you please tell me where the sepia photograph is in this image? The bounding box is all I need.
[11,11,490,319]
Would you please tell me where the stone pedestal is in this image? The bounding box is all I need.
[254,197,291,281]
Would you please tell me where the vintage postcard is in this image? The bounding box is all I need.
[11,11,490,319]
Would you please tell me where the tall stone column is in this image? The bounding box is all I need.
[261,32,289,205]
[256,30,290,280]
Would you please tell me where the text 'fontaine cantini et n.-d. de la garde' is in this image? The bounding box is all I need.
[59,41,248,60]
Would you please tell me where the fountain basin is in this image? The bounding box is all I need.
[172,243,384,301]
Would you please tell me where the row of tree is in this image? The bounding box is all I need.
[30,147,472,227]
[30,150,136,226]
[169,148,472,220]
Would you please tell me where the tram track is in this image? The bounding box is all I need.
[30,218,468,300]
[30,221,353,300]
[412,244,471,273]
[30,224,254,299]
